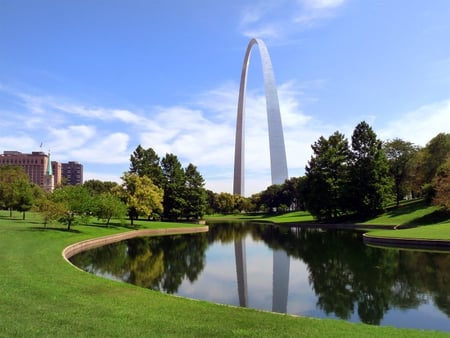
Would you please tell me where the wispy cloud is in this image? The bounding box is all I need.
[3,81,448,194]
[0,82,318,194]
[239,0,348,41]
[295,0,347,26]
[378,100,450,146]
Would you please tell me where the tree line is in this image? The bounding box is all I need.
[252,122,450,221]
[1,121,449,228]
[202,122,450,221]
[0,146,207,229]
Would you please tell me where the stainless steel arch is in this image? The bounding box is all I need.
[233,38,289,196]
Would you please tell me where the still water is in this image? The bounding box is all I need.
[70,222,450,332]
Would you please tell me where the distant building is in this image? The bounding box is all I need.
[61,161,83,185]
[0,150,83,191]
[0,150,62,192]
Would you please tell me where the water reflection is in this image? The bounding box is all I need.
[234,238,247,307]
[70,222,450,332]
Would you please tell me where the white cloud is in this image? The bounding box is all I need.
[45,125,96,157]
[300,0,346,10]
[0,82,326,195]
[0,136,37,152]
[378,100,450,146]
[239,0,348,41]
[295,0,347,26]
[70,132,130,164]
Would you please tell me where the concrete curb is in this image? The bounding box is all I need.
[62,226,209,268]
[363,233,450,251]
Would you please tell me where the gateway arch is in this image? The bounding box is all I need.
[233,38,290,313]
[233,38,288,195]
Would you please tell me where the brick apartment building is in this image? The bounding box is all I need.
[0,150,83,191]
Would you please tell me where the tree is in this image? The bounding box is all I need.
[383,138,419,206]
[161,154,186,220]
[115,173,163,226]
[414,133,450,202]
[258,183,292,212]
[130,145,164,187]
[84,179,118,195]
[12,180,35,220]
[282,176,307,211]
[50,185,95,230]
[349,121,393,217]
[95,192,128,226]
[214,192,235,214]
[0,165,32,217]
[305,131,351,221]
[432,157,450,211]
[183,163,206,219]
[36,197,68,228]
[421,133,450,184]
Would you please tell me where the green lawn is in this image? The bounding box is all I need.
[205,211,314,223]
[360,200,450,241]
[366,223,450,240]
[1,210,446,337]
[362,199,447,226]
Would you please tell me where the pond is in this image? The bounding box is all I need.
[70,222,450,332]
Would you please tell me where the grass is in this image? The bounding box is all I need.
[366,223,450,240]
[1,210,447,337]
[361,199,447,226]
[358,199,450,241]
[205,210,315,223]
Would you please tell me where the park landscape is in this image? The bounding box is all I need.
[2,2,450,336]
[1,128,450,336]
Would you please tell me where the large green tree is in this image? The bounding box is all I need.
[12,180,36,220]
[161,154,186,220]
[129,145,164,187]
[50,185,95,230]
[413,133,450,201]
[432,157,450,211]
[305,131,351,221]
[95,192,128,226]
[421,133,450,184]
[115,173,163,226]
[383,138,419,206]
[0,165,33,217]
[83,179,118,195]
[349,121,393,217]
[183,163,206,219]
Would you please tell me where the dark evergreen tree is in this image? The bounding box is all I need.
[161,153,186,220]
[282,176,307,211]
[305,131,351,221]
[130,145,164,187]
[349,121,393,217]
[183,163,206,219]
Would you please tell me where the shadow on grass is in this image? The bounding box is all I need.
[27,226,82,233]
[384,199,429,218]
[402,209,450,227]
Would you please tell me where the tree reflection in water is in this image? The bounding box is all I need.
[70,222,450,330]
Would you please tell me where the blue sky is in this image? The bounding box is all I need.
[1,0,450,195]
